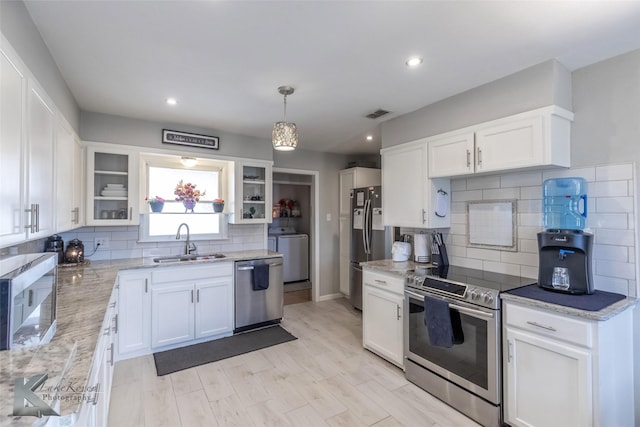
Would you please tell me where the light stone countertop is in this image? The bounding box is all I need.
[360,258,638,322]
[500,292,639,321]
[0,250,281,426]
[360,259,428,277]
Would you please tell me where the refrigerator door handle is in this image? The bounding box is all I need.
[361,200,368,256]
[364,199,371,255]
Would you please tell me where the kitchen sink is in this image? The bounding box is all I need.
[152,253,226,263]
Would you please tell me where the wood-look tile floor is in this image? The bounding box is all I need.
[108,298,480,427]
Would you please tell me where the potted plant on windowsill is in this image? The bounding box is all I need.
[213,198,225,213]
[146,196,165,213]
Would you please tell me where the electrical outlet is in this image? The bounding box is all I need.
[95,238,109,249]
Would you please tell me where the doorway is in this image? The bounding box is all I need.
[272,168,319,303]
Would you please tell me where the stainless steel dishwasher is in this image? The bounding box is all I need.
[234,257,284,332]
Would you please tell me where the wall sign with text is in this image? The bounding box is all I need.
[162,129,219,150]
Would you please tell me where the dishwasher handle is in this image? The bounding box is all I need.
[237,262,283,271]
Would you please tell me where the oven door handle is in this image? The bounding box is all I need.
[405,289,494,320]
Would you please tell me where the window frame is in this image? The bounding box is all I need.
[138,154,230,243]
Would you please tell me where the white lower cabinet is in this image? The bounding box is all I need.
[362,269,404,368]
[150,263,234,350]
[76,290,117,427]
[116,270,151,360]
[503,300,634,427]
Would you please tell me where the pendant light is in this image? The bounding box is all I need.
[272,86,298,151]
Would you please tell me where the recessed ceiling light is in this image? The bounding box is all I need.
[166,97,178,106]
[366,135,373,141]
[405,57,423,68]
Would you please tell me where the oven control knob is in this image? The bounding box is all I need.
[482,292,495,304]
[469,289,480,300]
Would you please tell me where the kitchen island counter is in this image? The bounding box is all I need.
[0,250,280,426]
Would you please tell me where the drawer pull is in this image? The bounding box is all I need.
[374,279,387,285]
[526,320,557,332]
[396,304,401,320]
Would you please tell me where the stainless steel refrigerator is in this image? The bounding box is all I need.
[349,186,393,310]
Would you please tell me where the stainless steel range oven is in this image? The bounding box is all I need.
[404,266,534,427]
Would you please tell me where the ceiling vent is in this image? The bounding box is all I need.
[365,109,391,119]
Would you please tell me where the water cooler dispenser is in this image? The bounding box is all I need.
[538,177,594,294]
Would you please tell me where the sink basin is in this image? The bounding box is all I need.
[152,253,226,263]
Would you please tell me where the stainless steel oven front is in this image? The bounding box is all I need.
[404,288,501,426]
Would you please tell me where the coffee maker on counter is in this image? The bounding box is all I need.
[537,177,594,294]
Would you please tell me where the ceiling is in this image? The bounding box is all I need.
[23,1,640,156]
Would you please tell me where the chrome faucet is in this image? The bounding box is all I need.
[176,223,197,255]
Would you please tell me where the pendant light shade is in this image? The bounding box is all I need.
[272,86,298,151]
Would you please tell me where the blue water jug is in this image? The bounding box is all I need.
[543,177,588,230]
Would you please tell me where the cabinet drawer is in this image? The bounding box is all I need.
[505,302,593,348]
[362,269,404,295]
[152,262,232,284]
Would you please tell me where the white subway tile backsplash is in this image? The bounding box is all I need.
[595,163,633,181]
[518,213,542,227]
[61,223,268,262]
[588,213,628,229]
[542,167,596,182]
[450,162,636,296]
[482,260,521,276]
[593,275,630,295]
[452,190,483,202]
[520,186,542,200]
[518,239,539,254]
[500,171,542,188]
[595,259,636,280]
[520,265,538,280]
[589,181,629,198]
[593,244,628,262]
[517,199,542,214]
[482,187,520,200]
[467,175,500,190]
[467,247,501,262]
[450,213,466,225]
[500,251,538,267]
[594,228,635,246]
[451,179,467,191]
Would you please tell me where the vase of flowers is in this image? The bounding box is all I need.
[213,198,225,213]
[146,196,165,213]
[174,180,205,213]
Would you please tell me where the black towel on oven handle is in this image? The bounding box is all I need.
[252,264,270,291]
[423,295,464,347]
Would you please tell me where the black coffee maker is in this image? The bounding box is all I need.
[45,234,64,265]
[537,230,594,294]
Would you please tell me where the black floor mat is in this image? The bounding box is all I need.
[153,325,297,376]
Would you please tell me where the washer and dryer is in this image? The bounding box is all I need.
[268,227,309,283]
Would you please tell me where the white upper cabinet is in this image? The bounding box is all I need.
[428,106,573,178]
[85,145,140,225]
[26,82,56,240]
[382,139,451,228]
[228,160,272,224]
[55,117,84,232]
[0,42,27,247]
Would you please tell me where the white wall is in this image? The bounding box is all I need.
[273,150,352,299]
[381,59,572,148]
[81,111,273,161]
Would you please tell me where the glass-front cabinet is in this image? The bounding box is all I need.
[86,145,140,225]
[229,161,272,224]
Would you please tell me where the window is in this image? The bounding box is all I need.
[139,155,229,242]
